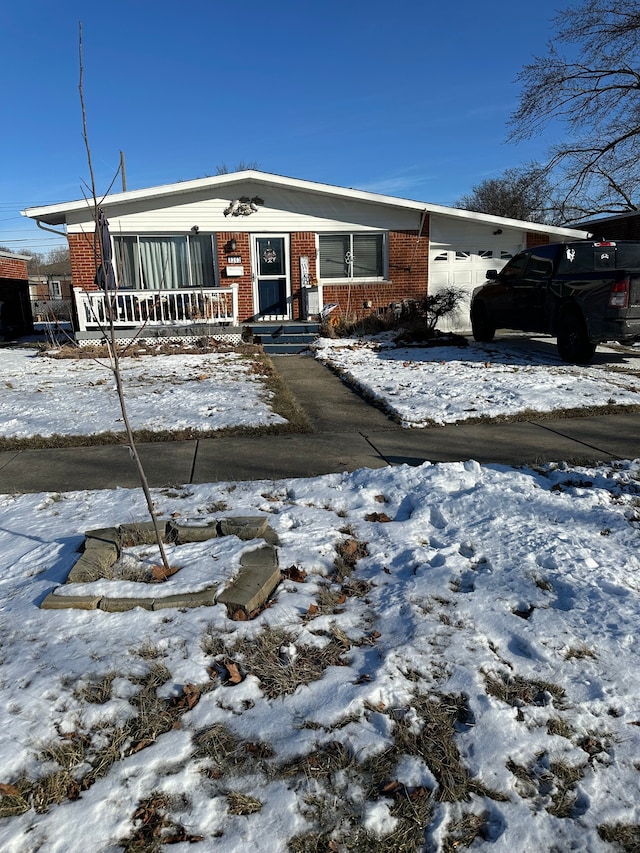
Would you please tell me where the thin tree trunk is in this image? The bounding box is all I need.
[79,22,171,573]
[107,321,171,570]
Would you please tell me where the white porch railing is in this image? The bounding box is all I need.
[74,286,238,332]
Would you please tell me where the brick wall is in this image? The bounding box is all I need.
[218,232,254,320]
[290,232,316,320]
[0,255,28,281]
[587,216,640,240]
[321,221,430,319]
[68,232,99,290]
[67,221,432,322]
[526,232,550,248]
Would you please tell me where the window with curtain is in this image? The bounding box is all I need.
[318,233,385,280]
[113,235,216,289]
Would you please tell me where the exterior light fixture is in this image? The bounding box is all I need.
[493,228,503,235]
[191,225,200,234]
[225,238,237,253]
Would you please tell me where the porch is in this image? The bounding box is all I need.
[74,285,239,334]
[72,286,319,352]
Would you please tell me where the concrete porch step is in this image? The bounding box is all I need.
[249,322,320,354]
[261,342,316,354]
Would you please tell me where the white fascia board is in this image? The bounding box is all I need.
[20,169,588,238]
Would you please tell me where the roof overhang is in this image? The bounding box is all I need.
[21,169,588,238]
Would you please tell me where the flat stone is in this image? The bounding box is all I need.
[98,597,155,612]
[152,587,218,610]
[84,527,120,549]
[262,526,281,546]
[239,544,279,569]
[119,521,166,546]
[41,591,103,610]
[218,549,281,616]
[218,516,269,540]
[67,548,118,582]
[166,519,218,544]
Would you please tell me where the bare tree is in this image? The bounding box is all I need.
[215,161,260,175]
[26,247,71,276]
[455,162,562,223]
[78,24,172,574]
[508,0,640,221]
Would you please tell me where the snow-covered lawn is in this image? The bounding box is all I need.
[1,460,639,851]
[1,339,639,850]
[4,335,640,441]
[313,336,640,426]
[0,348,287,439]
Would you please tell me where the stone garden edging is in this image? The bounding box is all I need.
[41,516,281,617]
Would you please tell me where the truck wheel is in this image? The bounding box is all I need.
[471,303,495,343]
[557,310,596,363]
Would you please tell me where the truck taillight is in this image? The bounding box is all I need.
[609,277,630,309]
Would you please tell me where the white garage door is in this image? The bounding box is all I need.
[429,243,522,331]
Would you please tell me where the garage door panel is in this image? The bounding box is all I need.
[429,244,521,331]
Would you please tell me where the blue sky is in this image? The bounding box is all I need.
[2,0,566,256]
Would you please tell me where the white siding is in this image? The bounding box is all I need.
[66,182,421,235]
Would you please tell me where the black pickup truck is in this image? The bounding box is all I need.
[469,240,640,362]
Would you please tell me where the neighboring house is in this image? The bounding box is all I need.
[29,273,74,302]
[0,250,33,340]
[22,171,588,342]
[29,273,74,322]
[577,211,640,242]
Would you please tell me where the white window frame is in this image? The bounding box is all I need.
[317,232,388,282]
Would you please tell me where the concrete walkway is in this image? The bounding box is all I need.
[1,353,639,494]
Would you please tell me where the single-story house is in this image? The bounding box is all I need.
[0,250,33,340]
[22,170,588,343]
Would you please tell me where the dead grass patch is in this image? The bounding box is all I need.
[223,626,351,700]
[282,693,506,851]
[546,717,574,739]
[0,663,209,817]
[289,783,433,853]
[119,792,203,851]
[193,723,273,778]
[483,670,566,708]
[507,753,586,818]
[598,823,640,852]
[442,811,489,852]
[334,537,369,579]
[564,645,597,661]
[251,351,311,434]
[547,759,586,818]
[226,791,263,815]
[278,740,356,780]
[31,769,82,814]
[365,693,504,804]
[0,779,32,818]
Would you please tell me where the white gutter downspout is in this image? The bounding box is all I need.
[35,220,68,239]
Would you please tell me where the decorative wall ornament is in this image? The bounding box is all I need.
[223,196,264,217]
[262,241,278,264]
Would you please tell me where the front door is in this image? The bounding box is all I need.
[253,236,291,320]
